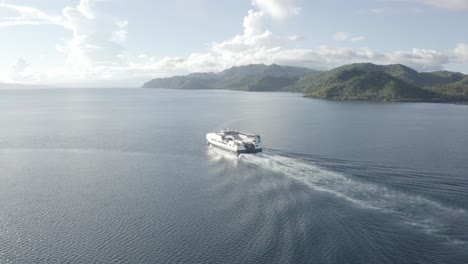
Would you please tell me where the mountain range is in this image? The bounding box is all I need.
[142,63,468,102]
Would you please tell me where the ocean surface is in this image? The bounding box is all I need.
[0,88,467,263]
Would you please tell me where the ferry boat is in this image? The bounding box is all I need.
[206,129,262,154]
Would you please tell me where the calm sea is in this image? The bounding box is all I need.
[0,88,467,263]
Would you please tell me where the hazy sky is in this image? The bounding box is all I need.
[0,0,467,86]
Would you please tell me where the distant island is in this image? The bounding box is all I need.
[142,63,468,103]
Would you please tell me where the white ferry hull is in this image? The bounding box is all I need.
[206,131,262,154]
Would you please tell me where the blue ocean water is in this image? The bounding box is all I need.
[0,88,467,263]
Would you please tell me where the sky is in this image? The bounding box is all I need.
[0,0,467,87]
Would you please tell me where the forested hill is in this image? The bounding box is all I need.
[142,64,315,92]
[142,63,468,102]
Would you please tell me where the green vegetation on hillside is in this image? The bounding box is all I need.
[294,63,468,102]
[428,76,468,97]
[248,76,299,92]
[142,64,314,92]
[304,69,437,101]
[142,62,468,103]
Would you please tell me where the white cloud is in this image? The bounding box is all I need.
[369,8,386,14]
[111,29,127,45]
[333,32,365,43]
[252,0,301,20]
[1,0,128,83]
[414,0,468,10]
[350,36,365,43]
[0,3,62,27]
[333,32,350,41]
[7,58,41,83]
[138,54,148,59]
[61,0,128,69]
[453,43,468,62]
[376,1,468,11]
[243,9,268,37]
[116,20,128,27]
[387,48,450,70]
[369,7,423,14]
[288,34,304,41]
[1,0,467,86]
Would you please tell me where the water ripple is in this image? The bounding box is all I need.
[240,153,468,246]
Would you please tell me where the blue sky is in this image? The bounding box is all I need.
[0,0,467,86]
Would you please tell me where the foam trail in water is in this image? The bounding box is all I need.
[240,153,468,245]
[206,145,239,166]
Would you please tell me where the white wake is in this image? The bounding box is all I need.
[239,153,468,245]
